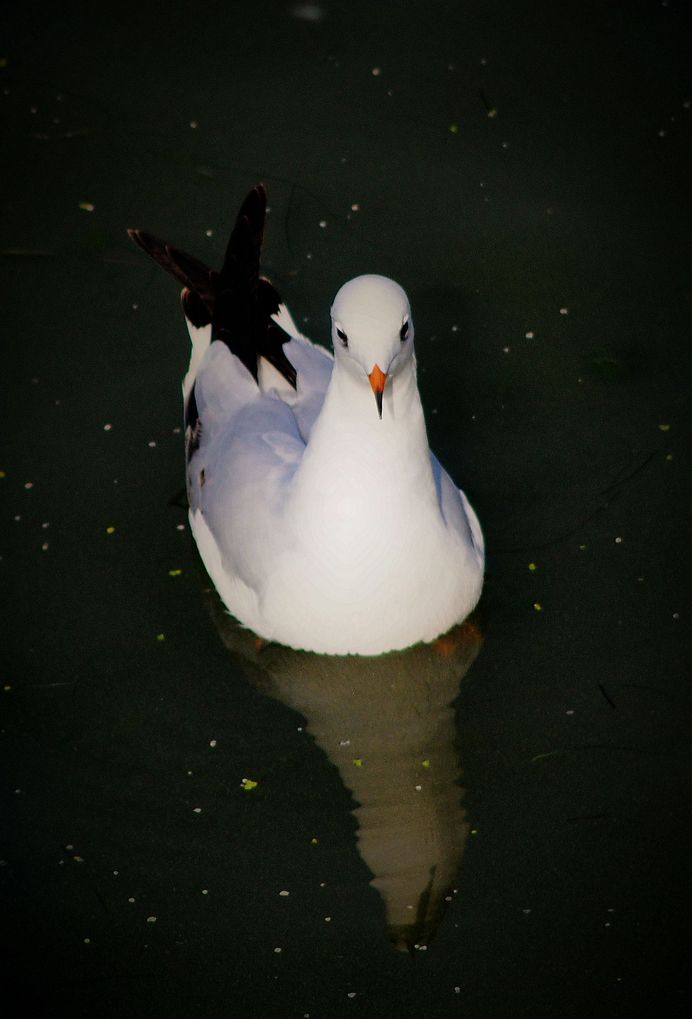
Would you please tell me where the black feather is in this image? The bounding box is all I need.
[128,184,298,389]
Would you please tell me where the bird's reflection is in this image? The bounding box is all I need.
[204,581,483,952]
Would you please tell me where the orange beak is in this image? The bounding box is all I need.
[368,363,388,419]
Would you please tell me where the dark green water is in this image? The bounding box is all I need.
[2,1,689,1016]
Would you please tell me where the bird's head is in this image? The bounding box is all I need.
[330,275,414,418]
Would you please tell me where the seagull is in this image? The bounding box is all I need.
[129,185,483,655]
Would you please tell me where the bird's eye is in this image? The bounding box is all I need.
[400,319,409,341]
[336,326,348,347]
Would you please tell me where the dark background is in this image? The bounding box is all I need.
[2,1,689,1016]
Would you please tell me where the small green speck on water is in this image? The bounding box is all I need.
[106,526,115,534]
[449,123,459,134]
[156,633,165,642]
[533,602,542,612]
[241,778,258,791]
[528,562,537,571]
[421,759,431,768]
[168,568,183,577]
[352,759,363,768]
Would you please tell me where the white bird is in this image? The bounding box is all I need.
[130,185,483,655]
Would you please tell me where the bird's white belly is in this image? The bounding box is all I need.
[256,505,481,655]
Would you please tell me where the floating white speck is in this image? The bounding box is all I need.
[615,536,623,544]
[193,807,202,813]
[146,915,157,923]
[559,307,569,315]
[209,739,217,747]
[454,986,461,993]
[14,516,21,522]
[148,440,157,448]
[41,542,49,551]
[290,3,324,21]
[319,220,327,228]
[189,120,198,129]
[415,784,422,791]
[205,229,213,237]
[202,889,208,895]
[525,330,534,338]
[113,870,119,876]
[347,992,357,998]
[371,67,381,76]
[566,709,575,715]
[339,739,350,746]
[351,203,360,212]
[503,346,510,353]
[128,897,135,903]
[279,890,290,897]
[103,423,112,431]
[522,908,532,914]
[42,521,49,529]
[501,141,510,149]
[274,946,282,954]
[84,938,91,944]
[24,482,33,489]
[176,523,185,531]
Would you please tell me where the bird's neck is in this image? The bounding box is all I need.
[293,356,435,499]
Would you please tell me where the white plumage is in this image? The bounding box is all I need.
[131,187,483,655]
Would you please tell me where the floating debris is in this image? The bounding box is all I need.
[79,202,95,212]
[241,778,258,791]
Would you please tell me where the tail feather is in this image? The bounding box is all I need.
[128,183,297,389]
